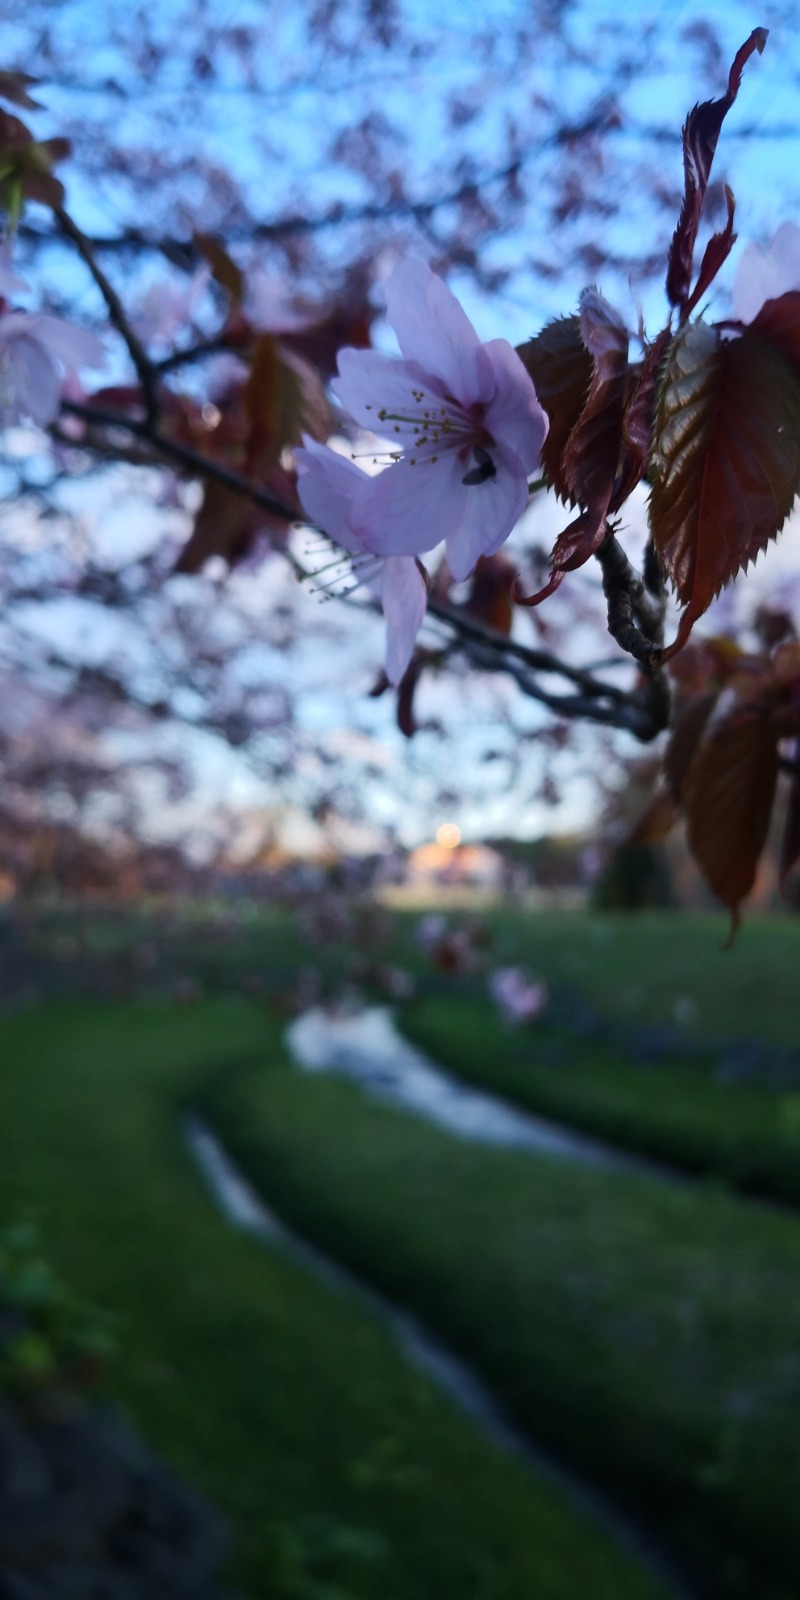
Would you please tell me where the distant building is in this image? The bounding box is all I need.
[405,841,505,890]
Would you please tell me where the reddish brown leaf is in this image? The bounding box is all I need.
[397,657,422,738]
[84,384,147,413]
[563,288,629,512]
[780,753,800,899]
[514,509,608,607]
[628,789,677,846]
[516,293,629,605]
[0,107,32,151]
[194,232,244,306]
[771,641,800,677]
[684,707,778,926]
[280,345,330,446]
[173,464,296,574]
[0,71,43,112]
[516,316,592,503]
[684,183,737,318]
[0,113,70,209]
[753,603,797,650]
[666,28,767,316]
[282,298,374,381]
[622,327,672,480]
[463,554,516,635]
[243,335,301,474]
[666,634,744,695]
[649,322,800,659]
[749,291,800,371]
[664,691,719,803]
[174,480,257,574]
[243,336,328,475]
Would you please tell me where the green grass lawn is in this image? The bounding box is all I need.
[9,903,800,1047]
[0,997,668,1600]
[197,1023,800,1600]
[450,910,800,1049]
[398,992,800,1203]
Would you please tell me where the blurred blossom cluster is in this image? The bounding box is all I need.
[415,913,490,973]
[488,966,549,1026]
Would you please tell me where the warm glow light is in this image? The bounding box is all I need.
[436,823,462,849]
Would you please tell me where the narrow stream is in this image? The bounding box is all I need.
[185,1112,695,1600]
[286,1004,670,1178]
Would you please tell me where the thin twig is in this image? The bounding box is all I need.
[60,399,306,575]
[425,596,633,705]
[55,206,161,425]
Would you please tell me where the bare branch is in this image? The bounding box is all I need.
[54,206,161,424]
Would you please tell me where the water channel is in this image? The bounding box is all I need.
[286,1003,669,1178]
[185,1112,694,1600]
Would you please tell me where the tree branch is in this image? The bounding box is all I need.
[58,398,672,740]
[54,206,161,424]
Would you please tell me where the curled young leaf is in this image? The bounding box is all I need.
[622,327,672,481]
[684,183,737,319]
[649,322,800,658]
[516,291,629,605]
[516,316,591,503]
[563,288,629,511]
[666,27,767,318]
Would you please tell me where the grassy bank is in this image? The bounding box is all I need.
[399,993,800,1202]
[0,998,666,1600]
[198,1024,800,1600]
[444,910,800,1049]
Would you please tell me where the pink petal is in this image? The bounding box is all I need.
[483,338,549,469]
[445,447,528,582]
[29,314,106,372]
[245,270,315,333]
[133,267,210,345]
[350,450,465,557]
[0,247,29,299]
[385,258,494,408]
[295,436,366,553]
[1,332,61,425]
[333,348,447,432]
[381,556,427,683]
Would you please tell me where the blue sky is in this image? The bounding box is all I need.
[4,1,800,849]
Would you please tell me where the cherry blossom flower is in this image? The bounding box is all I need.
[732,222,800,323]
[416,913,447,952]
[324,258,547,582]
[132,266,210,347]
[244,270,316,334]
[0,246,29,301]
[0,312,105,428]
[488,965,549,1026]
[295,435,427,684]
